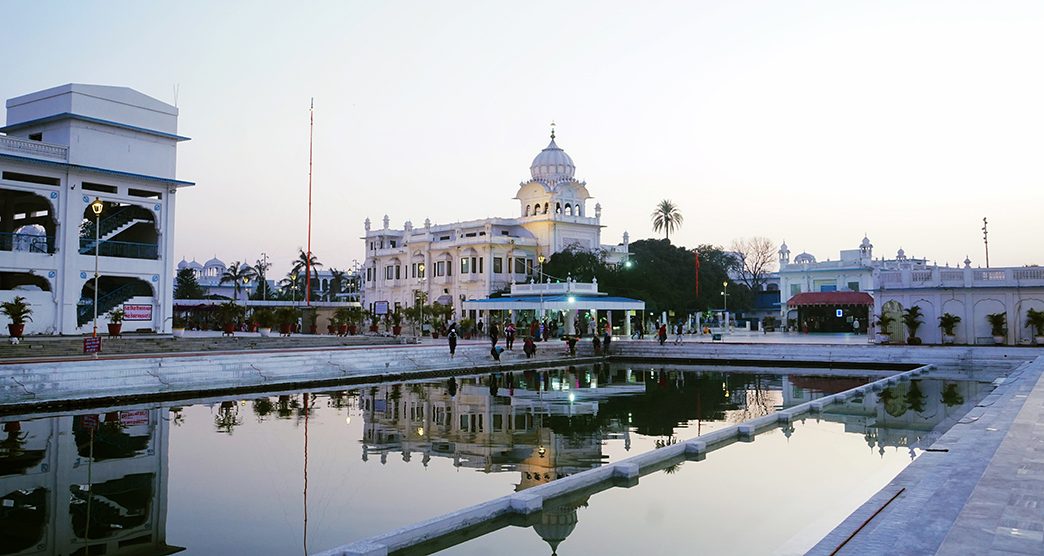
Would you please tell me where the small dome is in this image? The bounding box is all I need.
[204,256,225,268]
[530,134,575,181]
[896,248,906,259]
[794,252,816,264]
[860,235,872,248]
[188,260,203,270]
[177,258,189,270]
[239,262,252,271]
[779,241,789,252]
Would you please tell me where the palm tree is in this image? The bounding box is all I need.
[219,261,257,302]
[290,249,322,300]
[651,199,683,240]
[252,257,271,300]
[327,268,347,301]
[279,272,304,302]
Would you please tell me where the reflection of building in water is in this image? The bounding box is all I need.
[360,368,650,490]
[781,376,988,456]
[0,408,181,555]
[532,493,590,556]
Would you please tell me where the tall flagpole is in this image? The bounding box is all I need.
[306,98,314,305]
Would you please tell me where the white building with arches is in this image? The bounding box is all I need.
[361,130,628,318]
[0,84,190,335]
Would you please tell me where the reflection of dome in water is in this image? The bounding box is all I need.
[533,498,587,555]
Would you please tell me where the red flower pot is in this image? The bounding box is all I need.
[107,323,122,337]
[223,323,235,335]
[348,324,357,335]
[328,325,337,335]
[279,323,292,336]
[392,325,402,336]
[338,324,349,336]
[7,323,24,338]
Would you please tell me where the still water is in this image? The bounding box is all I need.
[0,364,988,555]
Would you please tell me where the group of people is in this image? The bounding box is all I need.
[444,318,617,361]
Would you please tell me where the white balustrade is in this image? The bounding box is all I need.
[0,135,68,161]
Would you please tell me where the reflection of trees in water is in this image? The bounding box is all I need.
[214,401,242,434]
[879,381,929,417]
[941,383,965,407]
[0,486,46,554]
[252,398,274,422]
[276,395,300,419]
[905,381,926,413]
[69,473,153,540]
[0,422,46,476]
[72,416,150,461]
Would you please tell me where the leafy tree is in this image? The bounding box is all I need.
[219,261,257,302]
[540,244,607,282]
[174,268,205,299]
[651,199,683,240]
[278,272,304,301]
[327,268,347,301]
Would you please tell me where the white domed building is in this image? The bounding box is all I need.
[361,129,629,319]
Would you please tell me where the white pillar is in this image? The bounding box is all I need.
[623,310,632,338]
[565,309,577,335]
[606,310,613,335]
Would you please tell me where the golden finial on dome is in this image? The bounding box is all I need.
[550,121,556,140]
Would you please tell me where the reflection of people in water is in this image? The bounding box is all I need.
[488,373,499,396]
[490,345,504,362]
[447,376,458,398]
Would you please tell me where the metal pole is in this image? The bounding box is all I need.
[982,217,990,268]
[93,210,100,337]
[305,98,314,305]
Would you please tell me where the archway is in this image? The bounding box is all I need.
[79,201,158,260]
[0,188,56,254]
[881,300,904,342]
[78,276,154,327]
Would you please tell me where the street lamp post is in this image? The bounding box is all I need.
[538,255,546,325]
[721,281,729,332]
[90,198,104,337]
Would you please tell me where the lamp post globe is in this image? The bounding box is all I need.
[90,198,104,337]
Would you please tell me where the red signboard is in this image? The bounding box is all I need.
[123,304,153,321]
[83,336,102,354]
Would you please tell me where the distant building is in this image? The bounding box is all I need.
[176,256,360,303]
[361,129,629,319]
[0,84,191,334]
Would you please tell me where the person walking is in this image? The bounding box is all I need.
[505,322,516,350]
[489,321,500,347]
[658,323,668,346]
[602,321,612,355]
[448,324,458,357]
[523,336,537,358]
[673,321,684,345]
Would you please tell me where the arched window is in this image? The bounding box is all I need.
[525,205,530,216]
[575,203,581,216]
[564,204,572,216]
[555,202,562,214]
[543,202,549,214]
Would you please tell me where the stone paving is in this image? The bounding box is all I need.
[809,356,1044,555]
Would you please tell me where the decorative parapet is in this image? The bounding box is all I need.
[875,265,1044,290]
[0,135,68,161]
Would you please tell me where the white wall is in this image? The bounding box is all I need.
[0,290,56,335]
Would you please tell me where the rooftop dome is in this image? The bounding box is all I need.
[188,259,203,270]
[530,130,575,181]
[204,256,225,268]
[177,258,189,270]
[794,252,816,264]
[860,235,872,248]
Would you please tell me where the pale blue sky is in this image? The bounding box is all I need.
[3,1,1043,275]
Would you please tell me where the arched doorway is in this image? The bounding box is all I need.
[79,201,158,260]
[78,276,154,327]
[0,188,56,254]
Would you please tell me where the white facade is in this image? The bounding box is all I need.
[0,84,191,335]
[362,131,628,317]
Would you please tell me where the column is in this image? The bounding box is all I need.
[565,309,576,335]
[606,310,613,335]
[623,310,632,338]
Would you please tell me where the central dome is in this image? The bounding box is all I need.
[530,134,575,181]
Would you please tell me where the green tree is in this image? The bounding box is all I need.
[219,261,257,302]
[651,199,683,241]
[290,249,322,300]
[174,268,205,299]
[327,268,347,301]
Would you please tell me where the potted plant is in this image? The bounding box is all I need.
[875,312,895,344]
[107,307,125,337]
[215,302,245,336]
[365,310,379,333]
[461,318,475,339]
[0,296,32,338]
[275,306,299,336]
[986,311,1007,345]
[902,305,924,345]
[306,310,318,335]
[334,307,356,336]
[391,310,402,336]
[172,314,187,338]
[253,308,274,337]
[327,316,339,335]
[1025,308,1044,345]
[938,313,961,344]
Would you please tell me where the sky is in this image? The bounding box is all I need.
[3,1,1043,276]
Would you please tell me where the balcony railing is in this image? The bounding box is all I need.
[0,232,55,254]
[0,135,68,161]
[79,238,159,260]
[876,266,1044,289]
